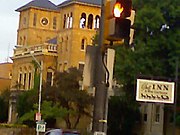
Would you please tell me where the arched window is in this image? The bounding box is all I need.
[63,14,66,29]
[81,38,87,50]
[33,13,37,26]
[60,37,63,52]
[87,14,93,29]
[19,37,22,45]
[69,12,73,28]
[46,68,54,86]
[94,15,100,29]
[66,13,69,28]
[23,36,26,45]
[53,17,57,29]
[65,36,68,51]
[80,13,86,28]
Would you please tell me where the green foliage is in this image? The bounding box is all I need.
[108,96,140,135]
[0,89,10,122]
[43,67,93,129]
[91,32,99,46]
[115,0,180,92]
[176,113,180,127]
[17,67,93,128]
[17,89,38,118]
[32,59,40,90]
[110,0,179,133]
[41,101,68,119]
[18,101,68,127]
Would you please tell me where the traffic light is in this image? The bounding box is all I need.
[105,0,134,44]
[112,0,132,18]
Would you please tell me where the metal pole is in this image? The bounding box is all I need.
[29,53,42,135]
[92,0,108,133]
[38,61,43,114]
[173,58,178,135]
[37,61,43,135]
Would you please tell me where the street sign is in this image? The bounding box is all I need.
[35,112,41,121]
[94,131,106,135]
[136,79,175,103]
[36,121,46,132]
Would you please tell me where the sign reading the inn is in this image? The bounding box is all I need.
[136,79,175,104]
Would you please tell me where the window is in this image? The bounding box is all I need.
[33,13,37,26]
[28,73,31,89]
[19,73,22,86]
[64,62,67,71]
[155,105,160,123]
[65,37,68,51]
[23,36,26,45]
[63,14,66,29]
[81,38,86,50]
[69,12,73,28]
[80,13,86,28]
[94,15,100,29]
[47,72,53,86]
[24,73,27,89]
[59,64,63,72]
[87,14,93,29]
[66,14,70,28]
[19,37,22,45]
[53,17,57,29]
[60,38,63,52]
[41,18,49,25]
[23,17,26,26]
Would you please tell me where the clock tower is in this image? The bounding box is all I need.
[16,0,60,46]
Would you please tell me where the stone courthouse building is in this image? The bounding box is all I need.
[8,0,179,135]
[8,0,101,123]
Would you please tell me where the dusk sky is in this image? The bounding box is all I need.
[0,0,65,63]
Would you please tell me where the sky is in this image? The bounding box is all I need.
[0,0,65,63]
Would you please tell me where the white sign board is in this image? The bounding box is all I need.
[136,79,175,104]
[36,123,46,132]
[94,131,106,135]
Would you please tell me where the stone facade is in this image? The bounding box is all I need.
[9,0,101,124]
[0,62,12,92]
[11,0,101,91]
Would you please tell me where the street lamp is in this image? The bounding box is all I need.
[29,51,43,135]
[29,51,43,115]
[15,45,43,135]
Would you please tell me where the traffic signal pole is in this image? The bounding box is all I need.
[92,0,109,133]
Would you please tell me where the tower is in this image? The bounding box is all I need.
[16,0,60,46]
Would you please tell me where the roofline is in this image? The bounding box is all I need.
[0,62,13,65]
[16,6,59,12]
[58,1,101,8]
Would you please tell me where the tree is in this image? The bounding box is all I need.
[17,89,38,119]
[108,0,180,133]
[113,0,180,96]
[108,96,140,135]
[18,101,68,127]
[43,67,93,129]
[0,89,10,123]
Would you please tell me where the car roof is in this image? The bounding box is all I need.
[44,129,80,135]
[44,129,62,135]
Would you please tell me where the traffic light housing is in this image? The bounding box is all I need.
[105,0,135,44]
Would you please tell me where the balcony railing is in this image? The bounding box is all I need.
[13,43,58,58]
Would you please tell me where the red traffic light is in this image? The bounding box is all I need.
[113,2,124,17]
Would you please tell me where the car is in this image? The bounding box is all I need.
[44,129,80,135]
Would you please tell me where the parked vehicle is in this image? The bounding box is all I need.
[44,129,80,135]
